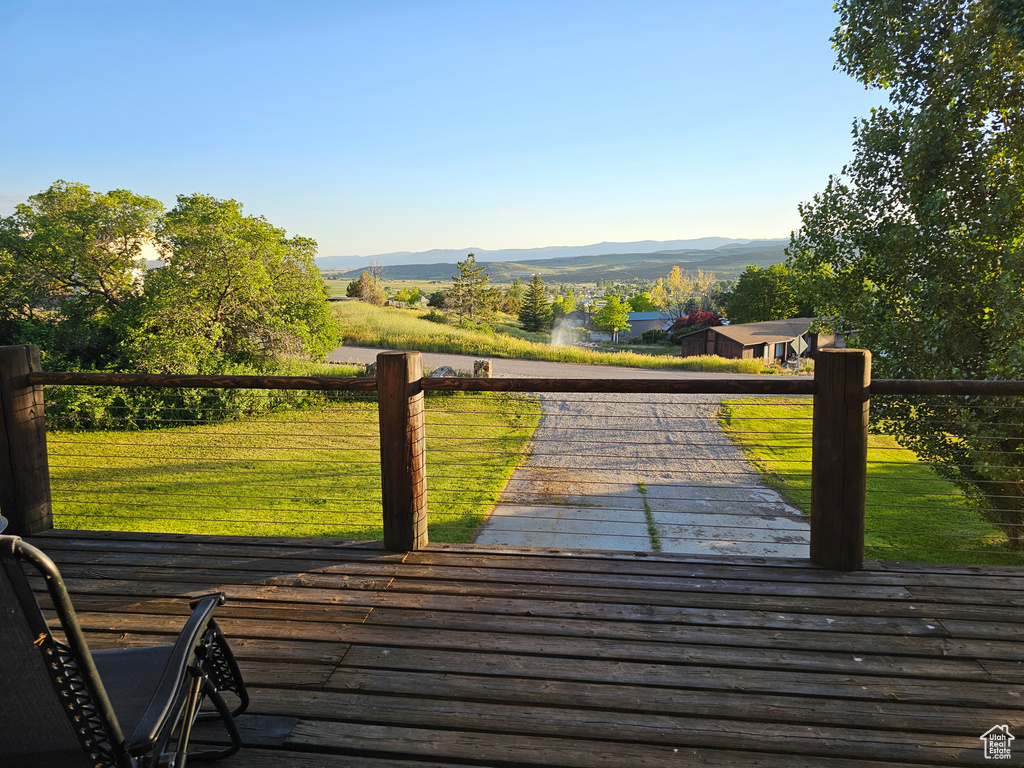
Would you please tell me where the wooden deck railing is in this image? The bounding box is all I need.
[4,344,1024,570]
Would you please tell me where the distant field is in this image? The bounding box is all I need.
[718,397,1019,564]
[333,301,776,374]
[324,278,450,297]
[49,392,541,543]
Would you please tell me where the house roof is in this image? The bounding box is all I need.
[625,311,664,321]
[709,317,814,347]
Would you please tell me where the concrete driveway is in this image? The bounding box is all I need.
[475,392,810,557]
[329,346,810,556]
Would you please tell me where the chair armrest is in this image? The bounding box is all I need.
[122,593,226,753]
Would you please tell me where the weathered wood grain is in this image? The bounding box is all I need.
[377,351,428,551]
[23,531,1024,767]
[811,349,870,570]
[0,345,52,534]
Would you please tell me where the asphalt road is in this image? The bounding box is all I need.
[326,346,792,381]
[329,346,810,556]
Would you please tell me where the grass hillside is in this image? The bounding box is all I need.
[333,301,774,374]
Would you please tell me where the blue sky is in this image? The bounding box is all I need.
[0,1,883,257]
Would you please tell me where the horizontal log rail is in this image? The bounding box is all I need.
[870,379,1024,396]
[28,370,1024,398]
[421,378,817,394]
[27,371,377,392]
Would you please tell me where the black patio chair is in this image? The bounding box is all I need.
[0,535,249,767]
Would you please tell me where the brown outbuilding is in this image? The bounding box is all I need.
[679,317,836,361]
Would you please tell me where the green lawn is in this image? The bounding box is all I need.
[49,391,541,543]
[718,397,1020,564]
[334,301,776,374]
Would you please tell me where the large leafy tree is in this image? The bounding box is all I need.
[0,182,338,376]
[627,292,658,312]
[130,194,338,373]
[592,295,632,342]
[788,0,1024,546]
[724,264,807,324]
[518,274,553,332]
[0,180,163,369]
[657,267,717,319]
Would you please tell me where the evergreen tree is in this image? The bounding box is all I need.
[518,274,553,332]
[446,253,496,321]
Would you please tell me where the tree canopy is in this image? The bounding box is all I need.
[788,0,1024,546]
[0,182,338,375]
[627,292,658,312]
[723,264,807,324]
[592,295,631,340]
[0,180,163,369]
[653,267,716,319]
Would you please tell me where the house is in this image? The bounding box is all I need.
[619,311,670,340]
[679,317,835,361]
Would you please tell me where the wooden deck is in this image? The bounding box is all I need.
[26,530,1024,767]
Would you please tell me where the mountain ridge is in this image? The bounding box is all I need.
[316,237,787,270]
[327,242,790,283]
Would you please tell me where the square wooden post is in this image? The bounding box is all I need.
[377,351,428,551]
[810,348,871,570]
[0,345,53,535]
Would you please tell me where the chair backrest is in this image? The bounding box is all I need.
[0,536,124,767]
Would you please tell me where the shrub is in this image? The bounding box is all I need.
[421,310,448,324]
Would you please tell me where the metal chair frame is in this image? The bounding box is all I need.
[1,535,249,767]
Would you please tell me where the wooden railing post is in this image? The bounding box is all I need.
[810,349,871,570]
[0,345,53,535]
[377,351,428,551]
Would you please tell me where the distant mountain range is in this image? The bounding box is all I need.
[319,238,790,283]
[315,237,787,271]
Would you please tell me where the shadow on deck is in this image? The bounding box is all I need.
[27,529,1024,767]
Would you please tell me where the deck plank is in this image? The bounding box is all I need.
[23,531,1024,766]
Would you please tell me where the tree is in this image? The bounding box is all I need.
[518,274,552,332]
[551,289,578,318]
[0,180,163,369]
[130,193,338,374]
[345,278,362,298]
[627,292,658,312]
[392,287,421,307]
[693,269,718,310]
[658,267,717,318]
[788,0,1024,545]
[592,295,631,342]
[355,270,385,306]
[649,278,668,309]
[446,253,496,321]
[723,264,805,324]
[500,277,524,315]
